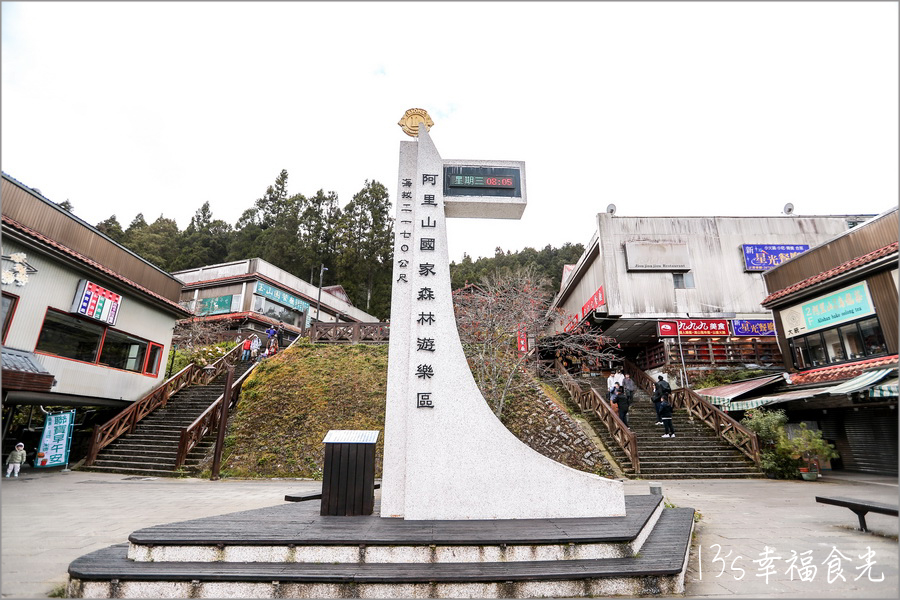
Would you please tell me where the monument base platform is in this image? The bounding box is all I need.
[67,495,694,598]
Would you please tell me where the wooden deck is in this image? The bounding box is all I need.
[126,495,663,547]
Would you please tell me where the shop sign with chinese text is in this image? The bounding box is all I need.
[731,319,776,336]
[581,286,605,319]
[71,280,121,325]
[742,244,809,271]
[658,319,731,337]
[35,410,75,468]
[780,281,875,338]
[255,281,311,313]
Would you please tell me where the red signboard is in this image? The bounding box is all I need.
[581,286,605,319]
[658,319,730,337]
[517,323,528,355]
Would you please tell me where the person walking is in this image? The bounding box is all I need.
[652,375,671,425]
[613,383,630,427]
[265,324,276,345]
[6,443,26,477]
[659,394,676,438]
[240,337,253,362]
[623,373,636,406]
[606,371,617,401]
[276,322,285,347]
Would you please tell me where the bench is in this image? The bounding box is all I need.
[815,495,899,532]
[285,482,380,502]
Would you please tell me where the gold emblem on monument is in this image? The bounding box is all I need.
[398,108,434,137]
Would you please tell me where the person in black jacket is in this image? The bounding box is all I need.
[652,375,671,425]
[659,395,675,438]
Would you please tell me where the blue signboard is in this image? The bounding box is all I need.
[255,281,311,314]
[731,319,776,337]
[742,244,809,271]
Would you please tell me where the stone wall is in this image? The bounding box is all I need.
[501,379,612,477]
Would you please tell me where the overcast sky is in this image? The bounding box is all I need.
[2,2,897,266]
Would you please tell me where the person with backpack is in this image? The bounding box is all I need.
[652,375,671,425]
[240,337,253,362]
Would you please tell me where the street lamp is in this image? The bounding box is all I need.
[315,264,328,323]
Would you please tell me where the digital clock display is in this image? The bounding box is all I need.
[448,174,516,188]
[443,166,522,198]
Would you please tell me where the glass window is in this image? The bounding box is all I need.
[791,337,810,370]
[252,295,305,327]
[99,329,148,372]
[36,310,104,362]
[806,333,827,367]
[145,343,164,376]
[2,293,18,343]
[822,328,843,363]
[673,273,695,289]
[839,324,864,360]
[858,317,887,356]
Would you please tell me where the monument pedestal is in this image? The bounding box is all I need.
[67,493,694,599]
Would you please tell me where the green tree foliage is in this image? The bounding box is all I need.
[335,180,393,317]
[172,201,233,270]
[450,242,585,294]
[95,215,126,243]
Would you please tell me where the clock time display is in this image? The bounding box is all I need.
[448,174,515,189]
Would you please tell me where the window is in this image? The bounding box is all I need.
[2,293,18,343]
[145,343,164,376]
[35,309,163,375]
[99,329,147,372]
[789,316,888,370]
[673,272,695,289]
[36,310,104,362]
[252,295,306,327]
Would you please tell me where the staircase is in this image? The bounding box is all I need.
[83,360,255,477]
[582,379,764,479]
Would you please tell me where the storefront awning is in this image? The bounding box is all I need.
[721,386,834,412]
[826,368,895,396]
[697,374,784,406]
[869,378,898,398]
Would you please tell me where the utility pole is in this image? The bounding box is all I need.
[315,263,328,323]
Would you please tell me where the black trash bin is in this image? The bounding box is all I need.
[320,430,379,516]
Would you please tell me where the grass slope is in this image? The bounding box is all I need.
[220,341,610,479]
[222,341,387,479]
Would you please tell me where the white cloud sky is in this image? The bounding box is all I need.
[2,1,897,265]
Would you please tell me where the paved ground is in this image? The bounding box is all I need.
[1,469,897,598]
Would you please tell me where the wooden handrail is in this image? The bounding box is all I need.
[554,360,640,475]
[670,387,761,465]
[623,359,761,466]
[84,343,242,466]
[175,364,257,469]
[309,322,390,344]
[174,330,307,470]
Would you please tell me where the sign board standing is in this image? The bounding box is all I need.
[35,410,76,469]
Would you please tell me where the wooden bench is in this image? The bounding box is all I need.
[815,496,899,532]
[285,482,380,502]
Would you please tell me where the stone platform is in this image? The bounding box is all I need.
[67,495,694,598]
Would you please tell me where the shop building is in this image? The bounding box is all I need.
[548,211,872,381]
[2,173,191,449]
[755,207,898,474]
[173,259,379,342]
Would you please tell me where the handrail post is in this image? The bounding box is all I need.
[210,365,235,480]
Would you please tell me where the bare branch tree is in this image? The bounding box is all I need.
[453,265,618,417]
[172,316,231,352]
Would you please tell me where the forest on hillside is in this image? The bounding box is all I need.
[63,170,584,320]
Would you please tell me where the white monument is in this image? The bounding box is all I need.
[381,110,625,520]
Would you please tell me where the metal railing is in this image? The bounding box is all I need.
[623,359,761,466]
[84,344,242,466]
[309,322,389,344]
[554,359,640,475]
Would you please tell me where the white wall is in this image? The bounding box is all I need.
[2,239,178,401]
